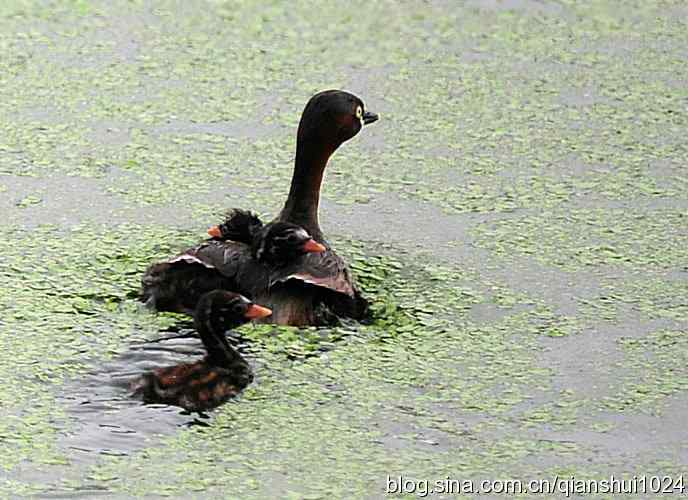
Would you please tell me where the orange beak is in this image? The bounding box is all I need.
[208,225,222,238]
[302,239,326,253]
[244,303,272,319]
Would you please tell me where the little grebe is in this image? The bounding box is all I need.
[143,213,326,315]
[131,290,271,412]
[141,90,378,325]
[206,209,263,244]
[208,209,326,267]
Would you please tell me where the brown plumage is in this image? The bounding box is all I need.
[140,90,378,325]
[130,290,271,412]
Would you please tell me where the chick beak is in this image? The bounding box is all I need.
[244,304,272,319]
[208,225,222,238]
[302,239,326,253]
[362,111,379,125]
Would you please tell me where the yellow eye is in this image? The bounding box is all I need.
[355,106,363,119]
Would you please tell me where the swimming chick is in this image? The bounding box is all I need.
[131,290,271,412]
